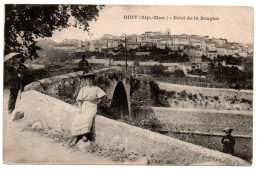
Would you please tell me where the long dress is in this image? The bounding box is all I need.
[71,85,106,136]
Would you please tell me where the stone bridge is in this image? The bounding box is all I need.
[24,67,133,116]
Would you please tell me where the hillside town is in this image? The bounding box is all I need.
[53,28,253,57]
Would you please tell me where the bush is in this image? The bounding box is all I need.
[164,71,172,78]
[173,69,185,77]
[150,64,166,76]
[133,60,140,67]
[188,69,203,76]
[213,96,219,101]
[178,90,187,99]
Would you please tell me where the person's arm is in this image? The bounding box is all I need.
[94,96,105,105]
[89,97,101,105]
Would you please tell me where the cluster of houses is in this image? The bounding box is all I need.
[87,28,253,59]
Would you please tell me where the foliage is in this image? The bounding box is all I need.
[4,4,104,59]
[122,108,166,133]
[150,64,166,76]
[173,69,185,77]
[38,49,78,63]
[163,71,172,78]
[97,96,119,120]
[209,64,253,90]
[152,63,253,90]
[130,77,151,109]
[153,75,230,89]
[57,78,80,105]
[149,80,170,107]
[202,55,211,62]
[105,45,190,63]
[216,55,242,65]
[188,69,205,76]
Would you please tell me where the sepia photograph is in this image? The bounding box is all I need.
[2,4,253,165]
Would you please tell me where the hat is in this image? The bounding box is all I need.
[4,52,22,62]
[81,73,95,79]
[223,127,233,134]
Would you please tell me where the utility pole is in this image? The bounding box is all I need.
[125,36,127,70]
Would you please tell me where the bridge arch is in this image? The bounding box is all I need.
[110,80,130,117]
[24,67,132,117]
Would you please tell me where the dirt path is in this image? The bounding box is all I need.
[3,89,120,164]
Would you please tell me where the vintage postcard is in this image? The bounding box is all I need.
[3,4,253,165]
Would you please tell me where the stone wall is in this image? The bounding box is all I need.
[157,82,253,111]
[16,90,249,165]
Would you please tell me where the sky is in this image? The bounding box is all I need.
[50,5,254,44]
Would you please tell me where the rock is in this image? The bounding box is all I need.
[32,121,43,131]
[47,129,59,136]
[115,154,121,159]
[117,143,125,152]
[43,129,49,134]
[12,111,24,121]
[77,140,91,151]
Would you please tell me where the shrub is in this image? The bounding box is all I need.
[241,98,252,106]
[179,90,187,99]
[213,96,219,101]
[193,94,198,100]
[173,69,185,77]
[150,64,166,76]
[188,69,203,76]
[188,93,193,100]
[164,71,172,78]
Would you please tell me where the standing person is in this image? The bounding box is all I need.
[78,55,89,73]
[221,128,236,155]
[17,58,28,91]
[67,73,106,147]
[7,58,27,114]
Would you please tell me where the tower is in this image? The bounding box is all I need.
[166,28,171,35]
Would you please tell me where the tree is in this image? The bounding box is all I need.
[4,4,104,59]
